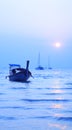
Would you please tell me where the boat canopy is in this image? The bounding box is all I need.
[9,64,21,68]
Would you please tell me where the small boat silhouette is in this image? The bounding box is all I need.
[35,53,44,70]
[48,56,52,70]
[6,60,32,82]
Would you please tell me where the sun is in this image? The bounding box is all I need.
[55,42,61,48]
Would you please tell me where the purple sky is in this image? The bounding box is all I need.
[0,0,72,69]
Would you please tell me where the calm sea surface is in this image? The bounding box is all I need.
[0,69,72,130]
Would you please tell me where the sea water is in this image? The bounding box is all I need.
[0,69,72,130]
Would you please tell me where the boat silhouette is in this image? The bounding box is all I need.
[35,53,44,70]
[48,56,52,70]
[6,60,32,82]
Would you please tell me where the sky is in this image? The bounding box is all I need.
[0,0,72,69]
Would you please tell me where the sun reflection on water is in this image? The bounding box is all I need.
[52,104,63,109]
[48,123,67,130]
[53,89,63,94]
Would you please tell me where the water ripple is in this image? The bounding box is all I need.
[0,106,33,110]
[0,93,5,95]
[58,117,72,121]
[32,116,51,119]
[11,87,27,90]
[66,83,72,85]
[21,99,71,103]
[0,115,16,120]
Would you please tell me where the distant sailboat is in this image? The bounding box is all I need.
[48,56,52,70]
[35,53,44,70]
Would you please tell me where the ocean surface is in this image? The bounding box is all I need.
[0,69,72,130]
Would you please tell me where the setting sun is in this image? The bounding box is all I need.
[55,42,61,48]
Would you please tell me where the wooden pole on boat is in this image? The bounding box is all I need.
[26,60,29,70]
[26,60,30,78]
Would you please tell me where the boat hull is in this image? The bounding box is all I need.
[9,72,30,82]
